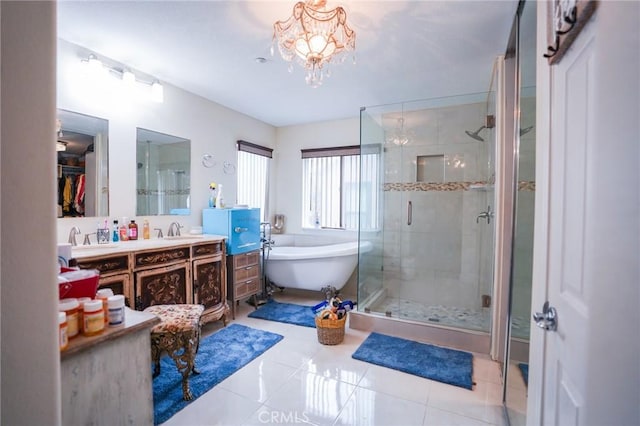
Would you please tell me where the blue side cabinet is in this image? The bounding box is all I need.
[202,208,261,255]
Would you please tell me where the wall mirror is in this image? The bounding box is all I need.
[136,128,190,216]
[57,109,109,218]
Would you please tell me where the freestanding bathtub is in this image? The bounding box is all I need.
[265,240,372,291]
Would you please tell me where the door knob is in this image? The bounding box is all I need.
[533,301,558,331]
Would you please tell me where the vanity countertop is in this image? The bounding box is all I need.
[70,234,226,258]
[61,307,160,359]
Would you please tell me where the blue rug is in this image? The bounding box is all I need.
[352,332,474,390]
[518,363,529,386]
[248,299,316,328]
[153,323,283,425]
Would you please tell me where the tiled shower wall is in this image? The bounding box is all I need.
[380,101,495,311]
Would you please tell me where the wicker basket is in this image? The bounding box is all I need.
[315,314,347,345]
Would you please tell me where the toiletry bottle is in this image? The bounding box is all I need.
[215,184,225,208]
[119,217,129,241]
[128,220,138,240]
[112,220,119,242]
[104,219,110,242]
[143,219,150,240]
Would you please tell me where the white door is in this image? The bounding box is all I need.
[530,2,639,425]
[541,14,595,425]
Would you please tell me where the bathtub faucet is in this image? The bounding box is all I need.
[260,222,274,248]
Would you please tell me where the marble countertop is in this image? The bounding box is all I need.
[70,234,226,258]
[61,307,160,360]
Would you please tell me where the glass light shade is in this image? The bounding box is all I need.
[87,54,104,74]
[122,70,136,85]
[151,81,164,103]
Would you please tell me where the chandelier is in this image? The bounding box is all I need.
[272,0,356,87]
[387,118,410,146]
[386,105,413,146]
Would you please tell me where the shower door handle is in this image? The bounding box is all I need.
[407,201,412,226]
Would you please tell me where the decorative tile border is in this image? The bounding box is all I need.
[518,181,535,191]
[137,189,190,196]
[384,181,486,192]
[383,181,536,192]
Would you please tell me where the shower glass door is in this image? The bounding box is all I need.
[358,94,496,333]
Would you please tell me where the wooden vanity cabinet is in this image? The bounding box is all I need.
[133,246,191,311]
[191,241,229,325]
[76,253,133,307]
[227,249,261,320]
[74,237,228,327]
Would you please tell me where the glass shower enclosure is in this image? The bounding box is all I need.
[358,92,497,333]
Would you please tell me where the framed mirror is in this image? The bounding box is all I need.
[136,128,190,216]
[57,109,109,218]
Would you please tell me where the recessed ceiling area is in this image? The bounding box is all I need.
[57,1,518,127]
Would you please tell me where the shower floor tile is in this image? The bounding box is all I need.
[369,297,491,332]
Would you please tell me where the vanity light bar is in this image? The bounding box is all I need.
[80,53,164,103]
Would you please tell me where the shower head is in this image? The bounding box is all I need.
[520,125,534,136]
[465,125,486,142]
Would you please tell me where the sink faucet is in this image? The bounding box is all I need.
[167,222,183,237]
[68,226,81,246]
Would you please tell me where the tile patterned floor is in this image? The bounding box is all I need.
[162,291,507,426]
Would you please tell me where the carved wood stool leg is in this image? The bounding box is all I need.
[164,331,197,401]
[191,324,202,375]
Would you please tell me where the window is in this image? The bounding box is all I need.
[237,140,272,222]
[301,145,380,231]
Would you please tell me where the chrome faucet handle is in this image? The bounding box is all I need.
[154,228,163,238]
[83,232,96,246]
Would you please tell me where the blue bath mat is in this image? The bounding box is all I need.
[248,299,316,328]
[153,323,283,425]
[352,332,474,390]
[518,363,529,386]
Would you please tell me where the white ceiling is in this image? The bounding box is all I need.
[57,1,518,128]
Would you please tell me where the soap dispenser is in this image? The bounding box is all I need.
[142,219,150,240]
[112,219,119,242]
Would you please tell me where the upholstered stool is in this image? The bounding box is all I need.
[144,304,205,401]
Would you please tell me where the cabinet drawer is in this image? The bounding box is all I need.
[232,251,260,269]
[191,242,224,259]
[78,253,130,275]
[234,264,260,282]
[134,246,190,269]
[234,278,260,299]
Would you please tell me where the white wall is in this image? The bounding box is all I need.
[1,2,61,424]
[56,39,277,243]
[583,2,639,423]
[273,117,360,236]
